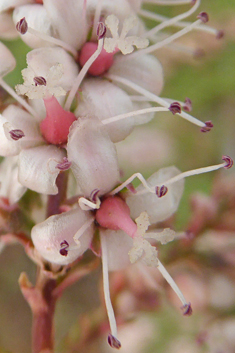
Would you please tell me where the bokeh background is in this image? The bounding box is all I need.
[0,1,235,352]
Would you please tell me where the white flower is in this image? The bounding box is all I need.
[104,14,149,54]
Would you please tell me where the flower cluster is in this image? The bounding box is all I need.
[0,0,232,350]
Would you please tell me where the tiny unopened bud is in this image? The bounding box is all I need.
[222,155,233,169]
[60,240,69,256]
[16,17,28,34]
[169,102,181,115]
[108,334,121,349]
[9,129,25,141]
[183,97,192,112]
[197,12,209,23]
[97,22,106,39]
[216,30,224,39]
[181,302,193,316]
[156,185,168,198]
[90,189,100,202]
[34,76,47,86]
[200,121,213,133]
[56,157,71,171]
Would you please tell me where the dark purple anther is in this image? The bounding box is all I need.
[197,12,209,23]
[34,76,47,86]
[9,129,25,141]
[181,302,193,316]
[200,121,213,133]
[56,157,72,171]
[216,30,224,39]
[169,102,181,115]
[90,188,100,202]
[97,22,107,39]
[108,334,121,349]
[156,185,168,198]
[222,155,233,169]
[183,97,192,112]
[60,240,69,256]
[16,17,28,34]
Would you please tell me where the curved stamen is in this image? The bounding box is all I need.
[64,27,105,111]
[105,74,206,128]
[91,0,104,39]
[16,18,77,58]
[78,196,101,211]
[109,173,155,196]
[102,106,169,125]
[144,0,200,39]
[73,217,95,244]
[100,233,120,345]
[0,78,37,117]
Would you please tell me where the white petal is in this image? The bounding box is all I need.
[126,166,184,224]
[18,145,66,194]
[110,54,164,96]
[0,114,21,156]
[13,4,53,48]
[0,156,26,204]
[75,78,135,143]
[127,0,142,12]
[0,42,16,77]
[0,12,18,39]
[43,0,88,50]
[0,0,33,12]
[100,229,133,271]
[132,101,155,125]
[67,117,120,198]
[25,47,79,91]
[32,208,94,265]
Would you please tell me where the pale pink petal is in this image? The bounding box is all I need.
[0,0,33,12]
[0,156,26,204]
[75,79,135,143]
[31,208,94,265]
[0,42,16,77]
[26,47,79,91]
[67,117,120,197]
[18,145,66,194]
[100,229,133,271]
[0,114,21,156]
[126,167,184,224]
[109,54,164,95]
[43,0,87,50]
[13,4,53,48]
[0,12,18,39]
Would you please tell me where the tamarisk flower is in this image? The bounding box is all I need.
[31,115,233,348]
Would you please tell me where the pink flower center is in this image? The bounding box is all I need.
[96,196,137,238]
[79,42,115,76]
[40,96,76,145]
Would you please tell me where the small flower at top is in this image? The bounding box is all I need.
[104,14,149,55]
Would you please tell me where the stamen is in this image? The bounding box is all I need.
[139,9,219,38]
[33,76,47,86]
[9,129,25,141]
[144,0,200,39]
[109,173,156,196]
[90,189,100,202]
[135,158,233,196]
[197,12,209,23]
[100,233,119,343]
[157,259,190,308]
[92,0,104,39]
[0,78,37,117]
[78,196,101,211]
[119,16,207,60]
[200,121,213,133]
[56,157,71,171]
[183,97,192,112]
[102,106,169,125]
[60,240,69,256]
[181,302,193,316]
[64,25,105,111]
[105,74,206,128]
[156,185,168,198]
[73,217,95,244]
[16,18,78,58]
[222,155,233,169]
[108,334,121,349]
[16,17,28,34]
[169,102,181,115]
